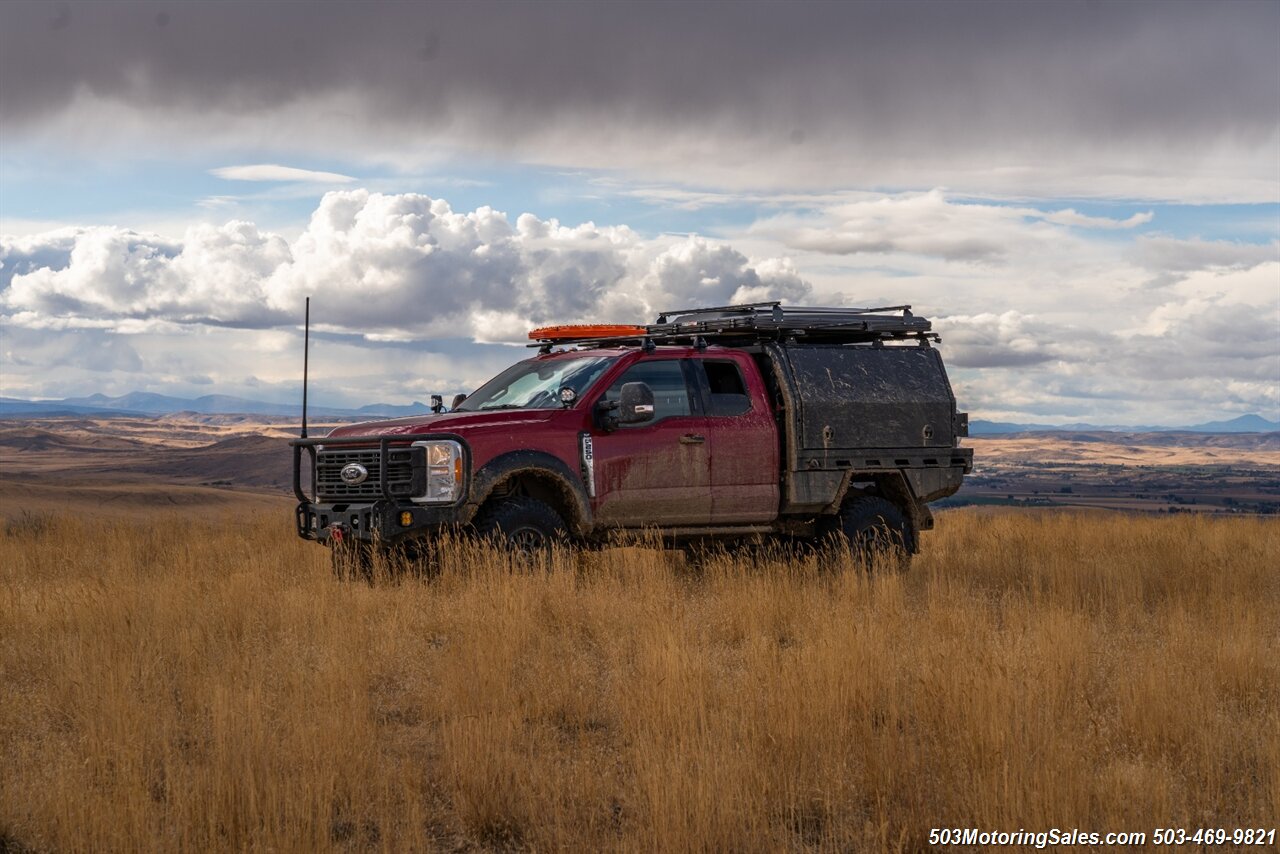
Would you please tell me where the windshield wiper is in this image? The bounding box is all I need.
[478,404,524,410]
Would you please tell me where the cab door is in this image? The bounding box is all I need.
[693,355,780,523]
[590,358,713,526]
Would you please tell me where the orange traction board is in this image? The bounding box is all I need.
[529,324,648,341]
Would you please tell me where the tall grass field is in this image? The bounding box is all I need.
[2,510,1277,851]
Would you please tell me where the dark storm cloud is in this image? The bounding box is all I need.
[2,1,1276,195]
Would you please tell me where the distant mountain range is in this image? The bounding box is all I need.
[1,392,1276,433]
[0,392,435,419]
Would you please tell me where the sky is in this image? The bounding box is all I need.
[1,0,1277,424]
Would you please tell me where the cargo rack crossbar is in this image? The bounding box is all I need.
[528,302,937,351]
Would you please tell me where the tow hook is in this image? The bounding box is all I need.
[321,522,349,545]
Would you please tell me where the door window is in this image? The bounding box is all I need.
[603,359,693,423]
[699,360,751,416]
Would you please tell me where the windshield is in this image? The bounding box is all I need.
[454,355,615,411]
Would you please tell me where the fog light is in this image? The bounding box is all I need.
[399,511,413,527]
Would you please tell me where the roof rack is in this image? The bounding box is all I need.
[528,302,937,352]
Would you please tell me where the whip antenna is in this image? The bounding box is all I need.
[300,296,310,439]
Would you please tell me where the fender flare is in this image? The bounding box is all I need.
[465,450,594,536]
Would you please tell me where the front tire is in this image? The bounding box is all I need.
[472,496,567,562]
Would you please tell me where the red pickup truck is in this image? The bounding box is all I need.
[291,303,972,575]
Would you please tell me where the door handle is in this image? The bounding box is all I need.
[680,434,706,444]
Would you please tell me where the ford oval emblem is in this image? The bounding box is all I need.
[339,463,369,485]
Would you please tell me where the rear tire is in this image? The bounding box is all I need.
[835,496,914,569]
[472,496,567,563]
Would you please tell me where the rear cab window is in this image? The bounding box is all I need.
[697,359,752,416]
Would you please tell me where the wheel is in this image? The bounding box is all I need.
[835,496,914,569]
[472,496,567,563]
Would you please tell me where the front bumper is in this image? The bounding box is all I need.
[295,499,467,543]
[290,432,472,544]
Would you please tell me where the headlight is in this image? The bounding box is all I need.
[411,440,464,504]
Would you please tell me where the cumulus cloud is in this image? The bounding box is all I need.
[938,262,1280,421]
[1129,297,1279,376]
[210,164,355,183]
[1,1,1275,201]
[1125,262,1280,366]
[3,222,287,327]
[1,227,80,289]
[935,312,1075,369]
[648,240,809,309]
[1,190,810,341]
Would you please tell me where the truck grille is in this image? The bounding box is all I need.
[316,448,417,502]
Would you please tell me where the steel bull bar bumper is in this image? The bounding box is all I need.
[290,433,472,544]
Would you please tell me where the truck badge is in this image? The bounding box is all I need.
[339,463,369,485]
[580,434,596,498]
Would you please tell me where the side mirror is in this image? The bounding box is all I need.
[450,393,467,410]
[618,382,655,424]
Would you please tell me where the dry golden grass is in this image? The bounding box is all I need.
[2,510,1277,852]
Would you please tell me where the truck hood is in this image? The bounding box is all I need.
[324,408,563,438]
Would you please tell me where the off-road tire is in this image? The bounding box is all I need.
[472,496,568,562]
[836,496,914,569]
